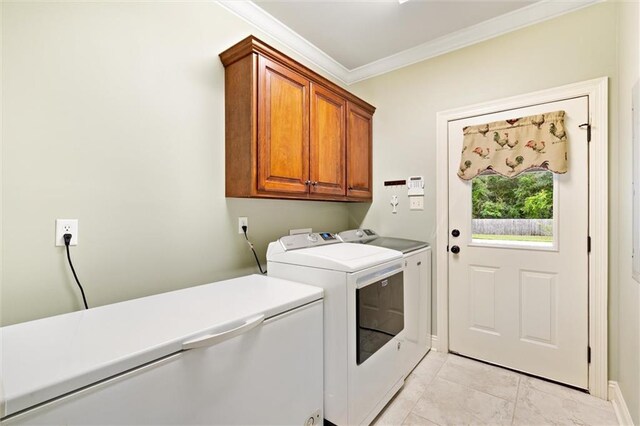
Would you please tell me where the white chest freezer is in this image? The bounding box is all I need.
[0,274,323,425]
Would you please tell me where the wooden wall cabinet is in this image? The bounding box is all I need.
[346,102,373,199]
[220,36,375,202]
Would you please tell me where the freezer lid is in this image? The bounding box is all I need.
[0,275,322,418]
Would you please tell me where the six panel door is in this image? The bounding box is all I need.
[447,97,589,389]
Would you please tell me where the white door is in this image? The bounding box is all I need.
[448,97,589,389]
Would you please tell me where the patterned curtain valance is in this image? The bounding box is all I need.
[457,110,568,180]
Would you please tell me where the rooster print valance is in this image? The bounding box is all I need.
[457,110,568,180]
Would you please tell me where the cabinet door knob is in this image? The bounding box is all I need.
[304,180,311,186]
[312,181,318,186]
[348,186,353,191]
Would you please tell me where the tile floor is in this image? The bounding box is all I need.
[374,351,618,425]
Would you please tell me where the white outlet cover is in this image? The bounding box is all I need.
[238,217,248,234]
[409,196,424,211]
[56,219,78,246]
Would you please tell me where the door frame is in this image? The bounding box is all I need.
[435,77,608,398]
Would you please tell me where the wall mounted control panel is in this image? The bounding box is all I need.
[407,176,425,196]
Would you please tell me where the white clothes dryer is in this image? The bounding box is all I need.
[267,233,406,426]
[338,229,432,374]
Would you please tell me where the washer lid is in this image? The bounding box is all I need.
[267,242,402,272]
[366,237,430,254]
[337,230,429,254]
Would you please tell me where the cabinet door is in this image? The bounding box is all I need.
[257,56,310,194]
[346,102,373,199]
[310,83,346,196]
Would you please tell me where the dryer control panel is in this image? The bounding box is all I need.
[279,232,340,251]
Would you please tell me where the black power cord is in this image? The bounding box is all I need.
[242,226,266,275]
[63,233,89,310]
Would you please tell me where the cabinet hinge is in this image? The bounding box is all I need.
[588,346,591,363]
[446,245,449,253]
[588,236,592,253]
[579,123,592,142]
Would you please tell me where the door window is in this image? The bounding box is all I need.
[471,170,556,249]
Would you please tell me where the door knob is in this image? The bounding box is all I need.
[451,245,461,254]
[451,229,460,237]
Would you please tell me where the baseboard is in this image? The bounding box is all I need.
[609,381,634,425]
[430,335,439,351]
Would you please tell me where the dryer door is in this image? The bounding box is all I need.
[356,270,404,365]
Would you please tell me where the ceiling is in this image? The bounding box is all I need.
[254,1,536,70]
[219,0,600,84]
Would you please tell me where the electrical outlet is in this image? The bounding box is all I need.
[56,219,78,246]
[409,196,424,211]
[238,217,248,234]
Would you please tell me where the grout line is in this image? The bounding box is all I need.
[399,410,412,425]
[432,354,449,379]
[439,355,520,403]
[393,378,422,424]
[404,353,448,425]
[511,375,522,425]
[407,410,443,426]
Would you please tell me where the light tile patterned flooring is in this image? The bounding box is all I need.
[374,351,618,425]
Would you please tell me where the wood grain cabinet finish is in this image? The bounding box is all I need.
[258,56,310,195]
[346,102,373,199]
[310,83,346,197]
[220,35,375,202]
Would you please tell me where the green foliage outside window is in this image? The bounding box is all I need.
[472,171,553,219]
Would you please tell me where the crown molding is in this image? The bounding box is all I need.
[217,0,351,84]
[347,0,602,83]
[217,0,602,85]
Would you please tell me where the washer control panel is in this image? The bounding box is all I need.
[338,229,379,243]
[279,232,340,251]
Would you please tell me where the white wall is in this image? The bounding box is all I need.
[614,1,640,422]
[0,2,351,326]
[349,1,640,419]
[3,2,639,418]
[348,2,619,335]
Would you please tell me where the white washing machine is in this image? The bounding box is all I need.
[267,232,406,426]
[338,229,432,374]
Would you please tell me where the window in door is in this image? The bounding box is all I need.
[471,170,556,248]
